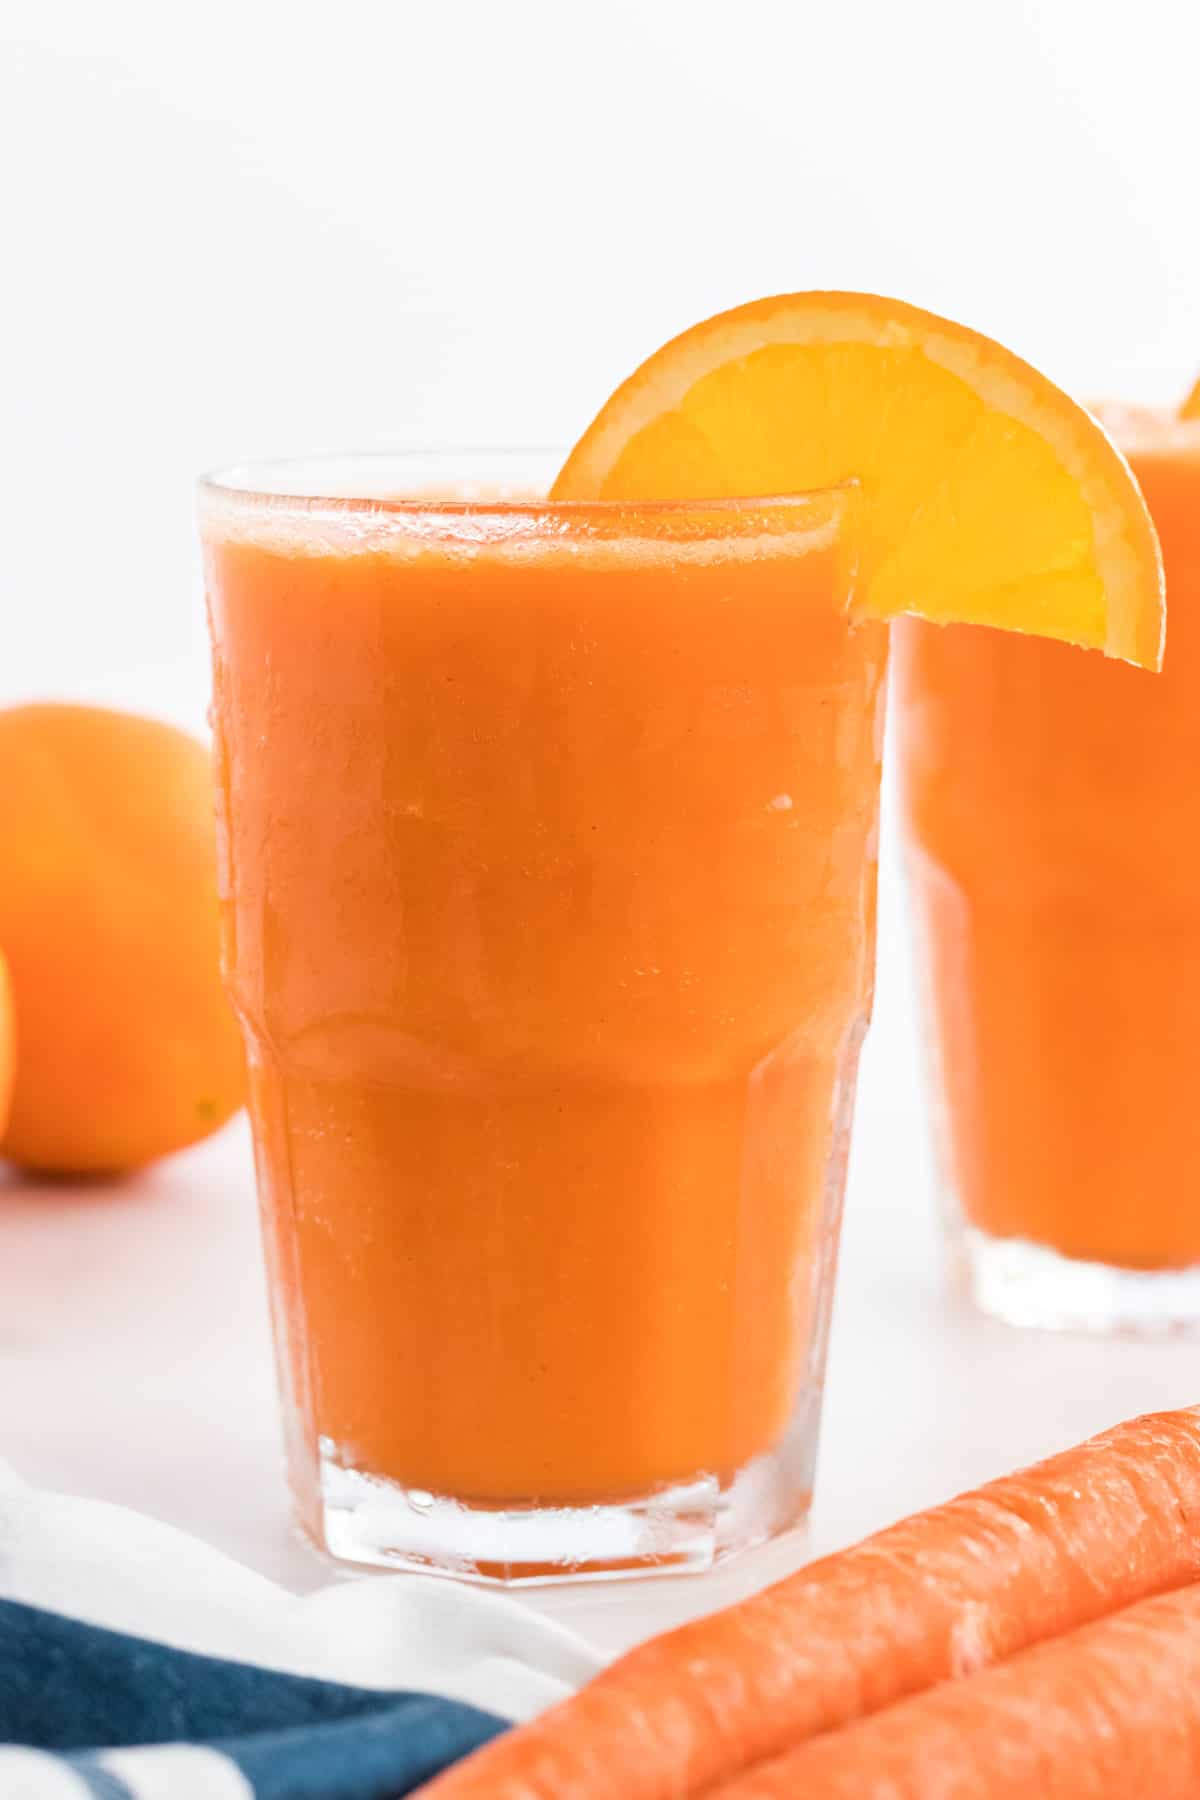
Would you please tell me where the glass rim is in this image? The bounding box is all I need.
[197,447,853,517]
[1091,402,1200,452]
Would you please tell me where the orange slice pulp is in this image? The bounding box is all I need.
[553,293,1164,670]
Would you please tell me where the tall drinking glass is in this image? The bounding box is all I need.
[896,410,1200,1333]
[200,454,886,1581]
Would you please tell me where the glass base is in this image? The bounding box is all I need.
[953,1222,1200,1336]
[312,1435,811,1586]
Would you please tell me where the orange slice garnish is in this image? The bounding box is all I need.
[1182,377,1200,420]
[554,292,1164,669]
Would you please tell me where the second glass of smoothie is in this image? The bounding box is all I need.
[200,456,886,1582]
[896,409,1199,1332]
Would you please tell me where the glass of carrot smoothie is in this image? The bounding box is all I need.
[200,454,885,1580]
[200,290,1166,1576]
[895,408,1198,1333]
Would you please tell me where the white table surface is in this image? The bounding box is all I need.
[5,828,1198,1664]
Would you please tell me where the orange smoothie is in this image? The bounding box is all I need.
[897,412,1200,1306]
[202,466,886,1568]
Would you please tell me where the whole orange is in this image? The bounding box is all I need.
[0,704,245,1173]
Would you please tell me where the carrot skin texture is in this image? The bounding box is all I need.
[421,1409,1200,1799]
[714,1581,1200,1799]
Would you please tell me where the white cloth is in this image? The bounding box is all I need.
[0,1461,602,1723]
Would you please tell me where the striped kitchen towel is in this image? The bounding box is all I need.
[0,1462,603,1798]
[0,1597,508,1797]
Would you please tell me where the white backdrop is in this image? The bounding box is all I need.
[3,0,1200,1621]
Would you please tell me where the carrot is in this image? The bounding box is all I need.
[711,1580,1200,1798]
[421,1408,1200,1800]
